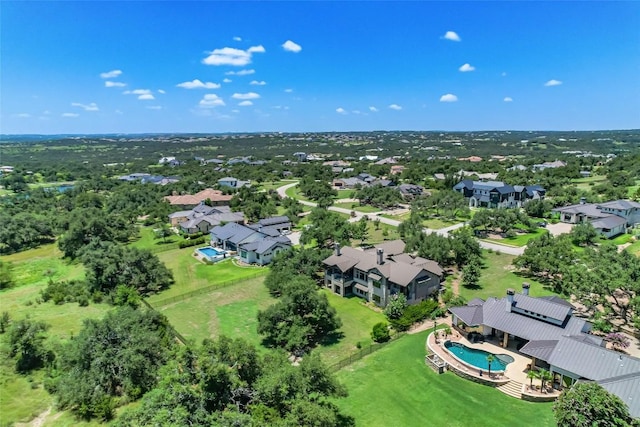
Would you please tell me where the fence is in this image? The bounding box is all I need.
[140,299,188,346]
[148,270,268,307]
[328,332,405,372]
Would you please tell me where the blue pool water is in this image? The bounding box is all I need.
[444,341,513,371]
[197,247,226,258]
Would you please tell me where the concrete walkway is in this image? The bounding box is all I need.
[276,182,527,255]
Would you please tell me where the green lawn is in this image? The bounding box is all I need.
[147,250,268,303]
[484,228,548,247]
[423,217,459,230]
[459,251,557,301]
[571,175,607,191]
[380,211,410,222]
[285,185,312,202]
[335,331,555,427]
[129,226,181,251]
[257,179,298,192]
[315,290,386,364]
[336,189,356,199]
[627,180,640,198]
[0,244,85,288]
[333,202,381,213]
[352,222,400,246]
[155,276,274,347]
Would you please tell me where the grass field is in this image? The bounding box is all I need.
[155,276,273,347]
[316,291,386,364]
[257,179,298,192]
[129,226,181,251]
[333,202,381,213]
[627,180,640,198]
[335,331,555,427]
[147,250,268,303]
[285,185,312,202]
[351,221,400,246]
[484,228,547,247]
[336,189,356,199]
[571,175,607,191]
[459,251,557,301]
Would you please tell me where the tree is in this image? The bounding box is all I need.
[54,307,175,420]
[570,222,599,246]
[154,223,173,243]
[257,277,342,354]
[527,369,539,390]
[553,382,635,427]
[300,208,354,249]
[538,368,553,392]
[383,293,407,320]
[605,332,631,352]
[371,322,391,343]
[8,318,52,372]
[462,258,482,288]
[0,260,14,290]
[486,354,495,377]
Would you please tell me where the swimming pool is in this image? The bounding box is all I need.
[196,246,228,262]
[444,341,514,372]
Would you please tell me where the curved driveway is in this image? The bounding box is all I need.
[276,182,525,256]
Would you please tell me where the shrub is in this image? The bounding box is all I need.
[371,322,391,343]
[178,237,205,249]
[41,279,91,306]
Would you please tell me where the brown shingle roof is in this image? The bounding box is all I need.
[165,188,232,206]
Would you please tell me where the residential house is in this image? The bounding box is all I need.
[449,284,640,418]
[453,180,545,208]
[390,165,405,175]
[158,156,176,164]
[168,204,245,234]
[210,221,292,266]
[164,188,233,208]
[251,216,291,234]
[374,157,398,165]
[322,240,444,308]
[532,160,567,172]
[293,152,307,162]
[218,177,251,189]
[397,184,427,200]
[553,199,640,238]
[332,173,394,189]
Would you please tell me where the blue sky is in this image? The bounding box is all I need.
[1,1,639,134]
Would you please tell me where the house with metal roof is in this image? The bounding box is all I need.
[164,188,233,208]
[168,204,245,234]
[210,220,292,266]
[322,240,444,308]
[453,180,545,208]
[449,284,640,417]
[552,199,640,238]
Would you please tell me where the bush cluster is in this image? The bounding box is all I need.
[41,279,91,306]
[178,237,206,249]
[389,299,439,331]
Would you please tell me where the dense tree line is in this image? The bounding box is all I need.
[299,177,337,208]
[229,186,279,223]
[469,208,535,235]
[117,336,352,426]
[411,190,469,220]
[353,185,403,209]
[300,208,355,248]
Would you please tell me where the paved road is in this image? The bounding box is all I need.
[276,182,526,255]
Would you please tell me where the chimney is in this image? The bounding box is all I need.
[522,282,530,296]
[377,248,384,265]
[506,289,515,312]
[579,197,586,205]
[335,243,341,256]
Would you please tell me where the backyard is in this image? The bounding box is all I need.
[483,227,548,247]
[335,330,555,427]
[458,250,557,301]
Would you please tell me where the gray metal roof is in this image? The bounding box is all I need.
[552,203,610,218]
[548,336,640,383]
[591,215,627,229]
[513,293,572,322]
[449,305,484,326]
[598,200,640,210]
[538,295,575,309]
[240,237,290,254]
[597,372,640,418]
[519,340,559,361]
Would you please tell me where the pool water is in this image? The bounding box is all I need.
[197,247,226,258]
[444,341,514,371]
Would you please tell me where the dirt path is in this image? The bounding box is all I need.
[14,406,61,427]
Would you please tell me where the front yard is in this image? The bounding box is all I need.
[483,227,548,247]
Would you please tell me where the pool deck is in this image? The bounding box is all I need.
[427,330,530,384]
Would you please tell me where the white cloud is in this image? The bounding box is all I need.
[369,106,379,112]
[199,94,225,107]
[282,40,302,53]
[202,45,265,66]
[250,80,267,86]
[100,69,122,79]
[442,31,461,42]
[504,97,513,102]
[440,94,458,102]
[61,112,79,118]
[231,109,240,113]
[71,102,99,111]
[544,79,562,87]
[223,78,232,83]
[352,110,361,115]
[233,36,242,42]
[158,89,166,94]
[231,92,260,100]
[13,113,31,118]
[124,89,155,100]
[284,88,293,93]
[336,107,347,114]
[176,79,221,89]
[147,105,162,110]
[225,69,255,76]
[105,81,126,88]
[238,100,253,106]
[43,110,51,115]
[388,104,402,110]
[501,72,507,77]
[247,45,265,53]
[459,63,475,72]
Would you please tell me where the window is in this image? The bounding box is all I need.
[240,250,247,258]
[355,269,367,282]
[373,295,381,303]
[373,280,381,289]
